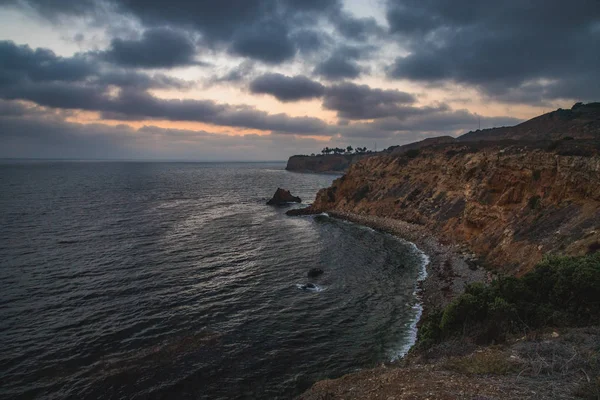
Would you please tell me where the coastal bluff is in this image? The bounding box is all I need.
[295,103,600,399]
[295,141,600,276]
[291,103,600,275]
[285,154,368,173]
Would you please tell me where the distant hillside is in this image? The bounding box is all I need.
[387,136,456,154]
[459,102,600,142]
[287,103,600,174]
[287,138,457,173]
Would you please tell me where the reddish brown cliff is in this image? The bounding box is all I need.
[304,142,600,275]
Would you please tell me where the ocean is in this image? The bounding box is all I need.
[0,161,427,399]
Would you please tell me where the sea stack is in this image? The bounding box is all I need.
[266,188,301,206]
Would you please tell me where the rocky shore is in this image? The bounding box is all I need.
[293,105,600,399]
[295,204,599,400]
[297,211,600,399]
[324,211,487,313]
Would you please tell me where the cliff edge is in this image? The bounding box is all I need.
[302,141,600,275]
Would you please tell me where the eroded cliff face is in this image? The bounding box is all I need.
[308,144,600,274]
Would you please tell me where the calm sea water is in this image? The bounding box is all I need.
[0,161,427,400]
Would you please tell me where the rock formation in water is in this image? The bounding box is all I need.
[307,268,324,278]
[266,188,301,205]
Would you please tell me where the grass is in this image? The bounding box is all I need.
[574,376,600,399]
[443,349,520,375]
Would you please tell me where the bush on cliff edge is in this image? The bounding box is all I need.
[418,253,600,348]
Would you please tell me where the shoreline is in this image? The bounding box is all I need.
[325,211,488,317]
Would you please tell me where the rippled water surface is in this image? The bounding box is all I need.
[0,161,426,399]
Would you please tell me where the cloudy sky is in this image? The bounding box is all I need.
[1,0,598,160]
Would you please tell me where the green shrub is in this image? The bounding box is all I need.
[532,170,541,181]
[417,253,600,348]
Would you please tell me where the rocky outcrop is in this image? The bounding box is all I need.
[297,142,600,275]
[307,268,324,278]
[266,188,301,205]
[267,188,302,206]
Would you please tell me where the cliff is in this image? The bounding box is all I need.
[294,106,600,399]
[285,153,370,173]
[298,141,600,275]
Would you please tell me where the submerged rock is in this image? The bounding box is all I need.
[307,268,324,278]
[286,207,315,216]
[267,188,301,206]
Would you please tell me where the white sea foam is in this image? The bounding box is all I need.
[389,243,430,361]
[295,283,324,292]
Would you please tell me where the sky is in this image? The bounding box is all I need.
[0,0,598,161]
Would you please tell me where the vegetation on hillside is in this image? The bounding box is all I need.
[318,146,371,155]
[418,253,600,349]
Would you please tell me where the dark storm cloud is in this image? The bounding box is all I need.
[291,30,328,54]
[100,28,201,68]
[0,40,193,90]
[314,55,361,80]
[249,73,325,102]
[0,41,95,83]
[0,81,107,110]
[313,45,371,80]
[100,91,331,134]
[0,77,330,135]
[332,12,384,42]
[323,82,416,119]
[4,0,368,65]
[0,40,330,134]
[229,20,297,64]
[385,0,600,103]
